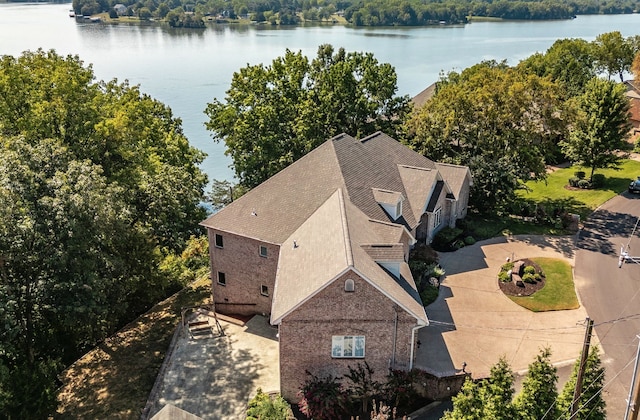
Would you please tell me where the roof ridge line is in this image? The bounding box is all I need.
[337,189,354,268]
[398,164,433,171]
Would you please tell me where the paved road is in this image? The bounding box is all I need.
[574,192,640,419]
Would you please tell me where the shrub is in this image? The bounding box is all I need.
[464,236,476,245]
[498,271,511,282]
[298,373,348,420]
[522,273,536,284]
[452,239,465,250]
[409,260,430,281]
[577,179,591,189]
[433,227,463,249]
[431,265,446,278]
[534,273,542,281]
[420,285,439,306]
[501,262,514,271]
[524,265,536,275]
[247,388,294,420]
[384,370,420,410]
[568,176,580,187]
[574,171,586,179]
[591,173,605,188]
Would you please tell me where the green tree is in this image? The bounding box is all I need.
[344,362,383,415]
[205,44,410,188]
[513,347,558,420]
[405,61,570,213]
[556,346,606,420]
[560,77,631,181]
[443,357,516,419]
[0,50,208,416]
[518,38,596,98]
[592,31,635,82]
[246,388,294,419]
[632,51,640,81]
[208,179,247,211]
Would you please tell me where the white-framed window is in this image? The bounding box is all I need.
[261,285,269,296]
[215,233,224,248]
[434,207,442,228]
[344,279,355,292]
[217,271,226,286]
[259,245,268,257]
[332,336,365,358]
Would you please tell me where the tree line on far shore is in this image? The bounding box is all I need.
[72,0,640,27]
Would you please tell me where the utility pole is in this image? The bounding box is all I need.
[626,336,640,420]
[571,317,594,419]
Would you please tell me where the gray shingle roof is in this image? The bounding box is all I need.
[201,132,438,241]
[271,189,427,325]
[201,132,468,327]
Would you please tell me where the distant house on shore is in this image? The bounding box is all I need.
[200,132,472,401]
[625,80,640,138]
[113,4,127,16]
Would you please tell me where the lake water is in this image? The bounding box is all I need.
[1,3,639,183]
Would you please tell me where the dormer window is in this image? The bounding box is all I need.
[372,188,404,220]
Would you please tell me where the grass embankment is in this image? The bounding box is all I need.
[508,257,579,312]
[56,277,211,419]
[520,160,640,220]
[466,159,640,239]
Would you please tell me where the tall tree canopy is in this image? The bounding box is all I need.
[405,60,570,213]
[518,38,596,98]
[0,50,208,417]
[592,31,639,82]
[205,44,410,188]
[560,77,631,181]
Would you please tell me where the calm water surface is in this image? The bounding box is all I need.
[1,3,639,182]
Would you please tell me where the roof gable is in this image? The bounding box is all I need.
[271,188,427,325]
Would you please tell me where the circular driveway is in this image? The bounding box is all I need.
[575,192,640,419]
[416,235,590,380]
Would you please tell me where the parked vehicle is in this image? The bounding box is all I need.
[629,177,640,193]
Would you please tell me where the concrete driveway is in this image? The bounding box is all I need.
[144,314,279,420]
[574,192,640,419]
[415,235,593,381]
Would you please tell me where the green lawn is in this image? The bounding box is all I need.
[518,159,640,219]
[508,257,579,312]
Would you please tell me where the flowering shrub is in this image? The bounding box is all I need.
[298,372,347,420]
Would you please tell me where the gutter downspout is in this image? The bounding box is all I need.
[409,323,427,370]
[391,310,398,368]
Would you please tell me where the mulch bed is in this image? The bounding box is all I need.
[498,258,545,297]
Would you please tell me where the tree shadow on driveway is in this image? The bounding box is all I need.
[578,209,640,255]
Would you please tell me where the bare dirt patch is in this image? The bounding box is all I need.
[56,278,211,419]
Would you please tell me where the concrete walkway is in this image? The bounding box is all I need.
[145,314,279,420]
[415,235,595,380]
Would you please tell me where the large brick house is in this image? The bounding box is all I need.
[625,80,640,138]
[200,132,472,400]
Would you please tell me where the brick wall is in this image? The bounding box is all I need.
[207,228,279,316]
[278,270,420,401]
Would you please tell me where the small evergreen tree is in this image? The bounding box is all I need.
[556,346,606,420]
[514,347,558,420]
[444,357,516,419]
